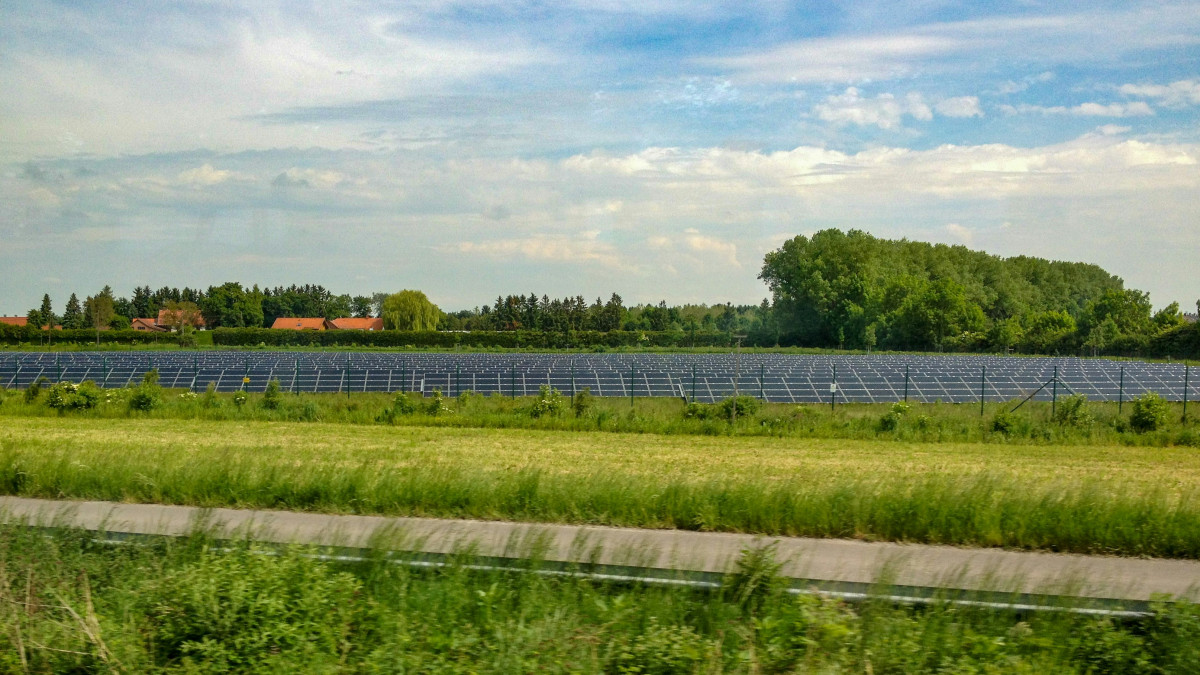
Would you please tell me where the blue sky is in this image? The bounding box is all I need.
[2,1,1198,314]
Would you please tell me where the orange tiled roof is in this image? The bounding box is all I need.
[0,316,28,327]
[331,317,384,331]
[132,318,167,332]
[271,317,331,330]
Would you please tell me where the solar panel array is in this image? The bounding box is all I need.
[1,351,1195,404]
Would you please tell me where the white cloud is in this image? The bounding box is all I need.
[999,102,1154,117]
[1095,124,1131,136]
[705,7,1200,84]
[944,223,974,245]
[934,96,983,118]
[448,232,626,269]
[1119,79,1200,107]
[176,164,235,186]
[814,88,934,129]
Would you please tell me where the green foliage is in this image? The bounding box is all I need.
[200,281,264,329]
[381,289,442,331]
[208,327,736,349]
[260,378,283,410]
[719,395,761,419]
[724,544,785,613]
[425,388,451,416]
[1131,392,1171,433]
[572,387,594,418]
[23,377,46,403]
[529,385,566,418]
[142,544,366,670]
[142,368,159,386]
[232,391,247,408]
[46,380,102,411]
[991,410,1019,435]
[201,382,220,408]
[1053,394,1095,427]
[760,228,1126,351]
[129,381,162,412]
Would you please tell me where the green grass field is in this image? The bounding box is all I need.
[4,416,1200,557]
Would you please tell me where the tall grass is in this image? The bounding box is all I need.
[2,382,1196,447]
[4,417,1200,557]
[1,525,1197,673]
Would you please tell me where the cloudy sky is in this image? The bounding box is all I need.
[2,1,1198,314]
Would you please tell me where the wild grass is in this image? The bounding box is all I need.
[1,382,1196,447]
[1,525,1197,673]
[3,417,1200,557]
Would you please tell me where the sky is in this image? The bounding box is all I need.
[2,1,1199,314]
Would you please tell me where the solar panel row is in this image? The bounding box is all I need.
[0,352,1194,403]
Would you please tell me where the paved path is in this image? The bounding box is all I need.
[3,496,1199,603]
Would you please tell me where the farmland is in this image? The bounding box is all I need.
[3,415,1200,557]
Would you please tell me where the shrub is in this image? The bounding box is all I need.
[529,385,566,418]
[142,368,160,386]
[201,382,220,408]
[878,411,902,432]
[129,383,162,412]
[571,387,594,418]
[23,377,47,404]
[683,402,718,420]
[991,411,1019,435]
[1053,394,1094,427]
[1130,393,1171,433]
[425,388,451,416]
[719,395,761,420]
[46,381,102,411]
[232,391,247,408]
[260,379,283,410]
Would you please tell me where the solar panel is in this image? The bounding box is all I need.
[1,351,1196,403]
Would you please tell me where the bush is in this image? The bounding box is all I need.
[129,382,161,412]
[1130,392,1171,433]
[142,368,160,386]
[232,391,247,408]
[425,388,451,416]
[1053,394,1094,427]
[991,411,1019,435]
[260,379,283,410]
[46,381,102,411]
[571,387,594,418]
[719,395,761,420]
[529,385,566,418]
[201,382,220,408]
[23,377,47,404]
[683,401,719,420]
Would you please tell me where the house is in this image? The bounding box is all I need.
[132,318,168,332]
[330,317,384,331]
[271,317,334,330]
[156,308,206,330]
[1185,313,1199,325]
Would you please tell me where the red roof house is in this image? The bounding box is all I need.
[0,317,28,327]
[331,317,384,331]
[132,318,168,332]
[271,317,334,330]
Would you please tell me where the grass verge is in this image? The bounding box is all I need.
[2,525,1198,673]
[3,417,1200,557]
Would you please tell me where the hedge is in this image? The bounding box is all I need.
[0,325,184,346]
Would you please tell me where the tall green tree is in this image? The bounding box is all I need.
[200,282,264,328]
[381,290,441,331]
[38,294,55,328]
[84,287,115,344]
[62,293,84,329]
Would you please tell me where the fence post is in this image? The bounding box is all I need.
[1052,365,1058,418]
[980,365,986,417]
[456,363,461,399]
[904,365,909,403]
[630,361,635,408]
[1184,363,1190,422]
[760,363,765,401]
[511,367,516,399]
[570,364,575,397]
[1119,366,1124,415]
[691,364,697,403]
[831,364,837,412]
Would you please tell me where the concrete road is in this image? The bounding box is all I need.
[3,496,1198,604]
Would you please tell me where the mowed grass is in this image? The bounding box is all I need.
[4,417,1200,557]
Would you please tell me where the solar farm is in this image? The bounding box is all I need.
[2,351,1194,404]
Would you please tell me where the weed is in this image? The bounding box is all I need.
[260,378,283,410]
[1131,393,1171,433]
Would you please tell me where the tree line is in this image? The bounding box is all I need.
[760,229,1196,354]
[11,228,1196,356]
